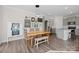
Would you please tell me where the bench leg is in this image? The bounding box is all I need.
[45,38,49,44]
[36,44,38,48]
[35,40,39,48]
[36,41,39,48]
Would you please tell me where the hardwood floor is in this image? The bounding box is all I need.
[0,35,79,53]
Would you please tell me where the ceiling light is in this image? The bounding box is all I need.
[65,6,69,10]
[35,5,40,8]
[70,11,72,14]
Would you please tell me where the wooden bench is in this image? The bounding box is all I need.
[34,36,49,48]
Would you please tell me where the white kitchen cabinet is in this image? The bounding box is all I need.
[76,16,79,25]
[75,29,79,35]
[63,16,76,26]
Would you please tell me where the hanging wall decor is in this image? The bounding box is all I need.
[31,17,35,22]
[24,18,31,28]
[11,23,20,36]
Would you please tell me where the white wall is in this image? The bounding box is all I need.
[47,17,55,29]
[0,6,3,44]
[1,6,36,43]
[47,16,63,29]
[53,16,64,40]
[46,16,64,40]
[54,16,63,29]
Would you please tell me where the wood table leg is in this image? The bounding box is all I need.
[27,37,34,48]
[30,37,33,48]
[47,33,50,43]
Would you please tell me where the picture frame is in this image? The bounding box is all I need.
[24,19,31,27]
[38,17,43,22]
[11,23,20,36]
[31,17,35,22]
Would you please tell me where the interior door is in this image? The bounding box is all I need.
[44,20,48,31]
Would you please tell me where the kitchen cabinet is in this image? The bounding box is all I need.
[63,17,68,26]
[63,16,76,26]
[75,29,79,35]
[63,16,79,36]
[76,16,79,25]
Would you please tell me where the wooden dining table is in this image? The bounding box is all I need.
[25,31,50,48]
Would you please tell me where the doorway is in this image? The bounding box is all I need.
[44,20,48,31]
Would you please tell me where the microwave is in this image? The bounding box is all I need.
[68,22,76,25]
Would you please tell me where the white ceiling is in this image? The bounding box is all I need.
[6,5,79,17]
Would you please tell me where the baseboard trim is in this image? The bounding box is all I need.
[1,38,24,44]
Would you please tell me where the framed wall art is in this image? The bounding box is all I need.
[24,19,31,28]
[11,23,20,36]
[31,17,35,22]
